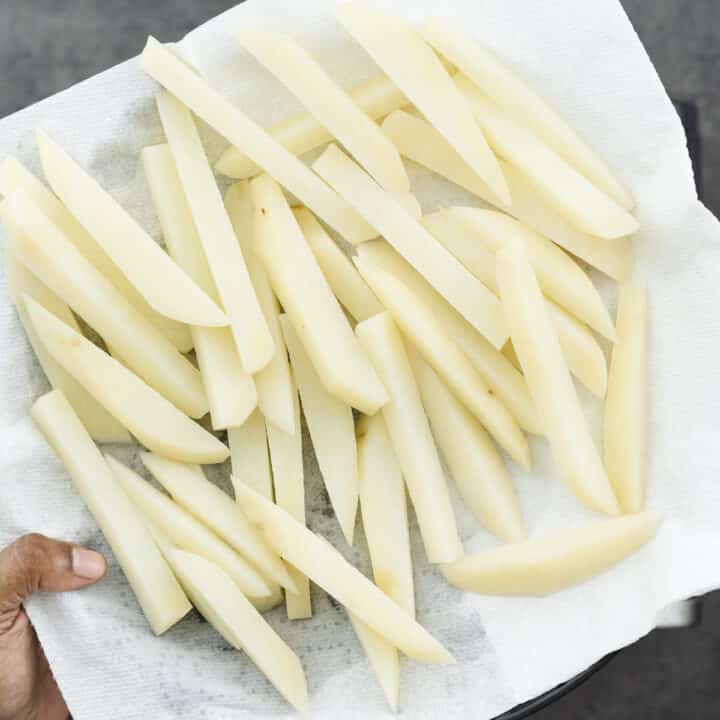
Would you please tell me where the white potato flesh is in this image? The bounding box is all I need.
[25,298,228,463]
[107,455,270,598]
[35,130,227,327]
[336,3,508,205]
[410,353,526,543]
[156,93,273,374]
[356,312,462,564]
[496,243,618,515]
[235,30,409,194]
[141,144,257,429]
[358,240,539,435]
[225,182,294,434]
[235,482,454,664]
[140,452,295,593]
[418,19,634,209]
[0,157,193,352]
[7,192,209,418]
[229,409,273,501]
[313,145,508,347]
[355,258,530,469]
[141,38,376,245]
[295,207,383,323]
[251,173,387,415]
[604,281,648,513]
[379,112,633,279]
[265,387,312,620]
[441,208,616,340]
[163,547,309,713]
[356,413,414,617]
[281,315,359,545]
[215,72,408,179]
[31,390,191,634]
[456,77,639,240]
[442,512,658,596]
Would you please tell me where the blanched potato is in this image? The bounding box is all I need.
[229,409,273,501]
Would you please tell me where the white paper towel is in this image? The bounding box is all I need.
[1,1,719,718]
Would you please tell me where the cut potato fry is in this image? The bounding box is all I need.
[496,243,618,515]
[357,240,540,435]
[281,315,358,544]
[140,452,295,594]
[356,413,414,616]
[418,19,634,209]
[6,192,208,418]
[35,130,227,326]
[141,38,376,245]
[215,72,408,179]
[455,76,639,240]
[235,482,454,664]
[438,208,616,340]
[0,156,193,352]
[313,145,508,347]
[229,409,273,501]
[141,144,257,429]
[162,546,309,712]
[107,455,271,598]
[225,182,294,434]
[356,312,462,564]
[336,3,508,205]
[442,512,658,596]
[409,353,526,543]
[251,173,387,415]
[604,281,648,513]
[25,298,228,463]
[31,390,191,634]
[265,386,312,620]
[295,207,382,323]
[157,93,273,374]
[355,258,530,469]
[235,30,409,194]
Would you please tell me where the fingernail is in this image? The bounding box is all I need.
[72,547,107,580]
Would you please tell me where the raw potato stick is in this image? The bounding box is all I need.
[24,298,228,464]
[295,207,383,323]
[107,455,271,598]
[229,409,273,501]
[141,38,376,245]
[141,144,257,429]
[336,3,509,205]
[0,156,193,352]
[235,30,409,193]
[456,76,639,240]
[6,192,209,418]
[355,258,530,469]
[604,281,648,513]
[140,452,296,594]
[496,243,618,515]
[313,145,508,348]
[281,315,359,544]
[357,240,540,435]
[410,352,526,543]
[235,482,454,664]
[356,312,463,564]
[417,18,634,209]
[442,512,658,596]
[225,182,294,434]
[31,390,191,634]
[250,173,387,415]
[35,130,227,326]
[156,92,274,374]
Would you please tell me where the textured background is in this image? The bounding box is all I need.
[1,1,719,718]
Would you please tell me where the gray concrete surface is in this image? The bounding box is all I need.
[1,2,719,718]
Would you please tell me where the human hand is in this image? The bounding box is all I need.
[0,534,107,720]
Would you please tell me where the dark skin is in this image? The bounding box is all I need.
[0,534,107,720]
